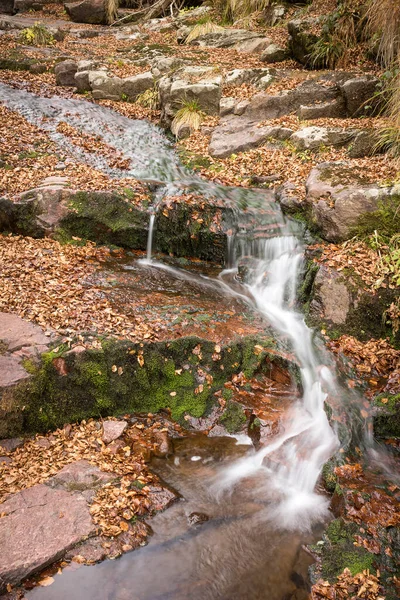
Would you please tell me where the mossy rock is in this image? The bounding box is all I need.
[373,394,400,439]
[311,518,375,583]
[219,400,246,433]
[8,334,297,436]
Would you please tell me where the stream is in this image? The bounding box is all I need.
[0,83,387,598]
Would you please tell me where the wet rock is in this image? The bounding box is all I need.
[309,265,351,326]
[209,116,292,158]
[187,28,272,54]
[290,126,357,151]
[0,484,96,591]
[276,182,304,213]
[159,66,222,127]
[121,71,154,101]
[46,460,116,492]
[288,18,320,65]
[65,536,107,563]
[261,44,287,63]
[152,430,172,457]
[55,59,78,87]
[64,0,108,25]
[102,420,127,444]
[187,512,209,526]
[146,484,177,511]
[339,76,380,117]
[305,162,391,241]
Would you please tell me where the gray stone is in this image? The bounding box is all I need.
[188,28,271,53]
[244,80,339,121]
[46,460,116,491]
[261,44,287,63]
[0,356,31,388]
[276,182,304,213]
[55,60,78,87]
[233,100,250,116]
[209,116,293,158]
[121,71,154,101]
[88,71,123,100]
[309,265,351,325]
[340,77,380,117]
[261,4,286,27]
[74,69,91,93]
[0,312,50,352]
[297,98,346,120]
[102,420,127,444]
[290,126,357,151]
[159,66,222,127]
[224,67,275,87]
[0,484,96,590]
[219,97,236,117]
[348,129,379,158]
[305,162,391,241]
[151,56,185,78]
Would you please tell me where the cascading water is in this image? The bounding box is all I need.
[0,82,391,535]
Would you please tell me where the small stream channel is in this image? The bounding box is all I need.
[0,83,388,598]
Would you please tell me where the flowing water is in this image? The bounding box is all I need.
[0,83,391,598]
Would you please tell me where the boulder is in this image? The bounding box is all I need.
[305,162,391,241]
[151,56,185,78]
[290,126,357,151]
[219,97,236,116]
[261,4,286,27]
[309,265,351,326]
[0,0,14,13]
[187,28,272,53]
[0,484,96,591]
[88,71,123,100]
[159,66,222,127]
[47,460,116,493]
[261,44,287,63]
[224,67,276,88]
[244,80,339,121]
[209,116,293,158]
[55,59,78,87]
[64,0,107,25]
[348,129,379,158]
[288,18,320,65]
[121,71,154,101]
[297,98,346,120]
[74,69,91,93]
[102,420,127,444]
[339,76,380,117]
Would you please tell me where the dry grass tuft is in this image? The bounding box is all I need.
[171,99,205,139]
[185,21,225,44]
[365,0,400,67]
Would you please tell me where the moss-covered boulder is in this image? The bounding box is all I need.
[5,333,298,437]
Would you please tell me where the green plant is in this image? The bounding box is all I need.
[185,21,224,43]
[171,98,205,139]
[20,22,54,46]
[309,36,345,69]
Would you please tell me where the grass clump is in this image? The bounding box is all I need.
[20,22,54,46]
[171,98,205,139]
[135,86,160,110]
[185,21,224,44]
[365,0,400,67]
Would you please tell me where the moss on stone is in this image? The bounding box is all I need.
[219,400,246,433]
[373,393,400,439]
[315,518,375,582]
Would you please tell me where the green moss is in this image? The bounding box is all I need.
[373,393,400,438]
[314,519,375,582]
[219,400,246,433]
[322,458,338,493]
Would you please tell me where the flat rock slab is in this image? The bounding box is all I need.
[46,460,116,492]
[0,312,50,352]
[102,420,127,444]
[0,484,96,590]
[0,354,30,388]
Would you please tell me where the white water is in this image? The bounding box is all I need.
[213,234,339,530]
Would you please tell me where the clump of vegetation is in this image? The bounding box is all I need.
[365,0,400,67]
[135,86,160,110]
[216,0,273,22]
[171,98,205,139]
[185,21,224,44]
[105,0,119,24]
[20,22,54,46]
